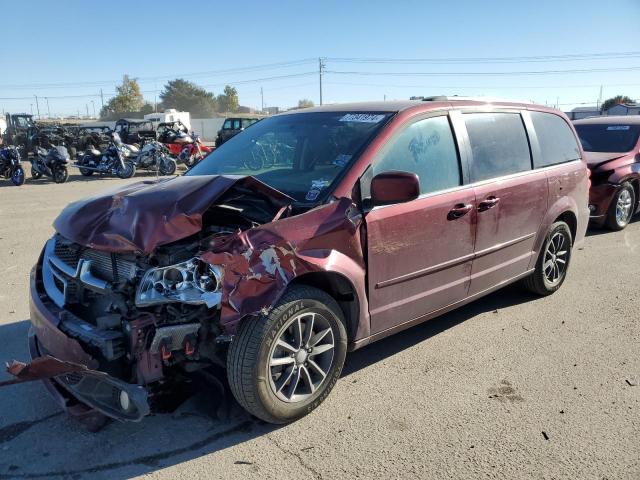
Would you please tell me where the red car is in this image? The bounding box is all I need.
[14,98,589,425]
[574,116,640,230]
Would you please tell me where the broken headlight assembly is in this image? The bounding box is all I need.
[135,258,223,308]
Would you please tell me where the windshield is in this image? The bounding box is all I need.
[187,111,392,202]
[575,124,640,153]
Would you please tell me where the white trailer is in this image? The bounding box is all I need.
[144,109,191,130]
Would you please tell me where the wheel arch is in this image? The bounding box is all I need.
[288,271,360,344]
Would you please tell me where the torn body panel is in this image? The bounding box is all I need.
[200,197,370,340]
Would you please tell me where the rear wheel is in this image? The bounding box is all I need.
[522,221,572,296]
[31,167,42,179]
[227,285,347,424]
[605,182,635,231]
[53,165,69,184]
[79,167,93,176]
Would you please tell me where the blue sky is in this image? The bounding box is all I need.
[1,0,639,117]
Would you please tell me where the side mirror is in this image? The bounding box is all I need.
[370,171,420,206]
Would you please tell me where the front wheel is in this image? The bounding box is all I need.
[227,285,347,424]
[605,182,635,231]
[79,166,93,176]
[11,166,25,186]
[522,221,572,296]
[159,158,177,175]
[116,161,136,179]
[53,165,69,184]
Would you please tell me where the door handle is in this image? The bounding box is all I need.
[478,196,500,211]
[448,203,473,220]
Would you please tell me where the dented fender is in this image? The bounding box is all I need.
[200,197,370,341]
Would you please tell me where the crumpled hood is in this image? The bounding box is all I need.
[583,151,628,168]
[53,175,292,254]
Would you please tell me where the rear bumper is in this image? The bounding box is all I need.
[29,265,151,422]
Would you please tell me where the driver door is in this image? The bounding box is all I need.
[365,114,476,334]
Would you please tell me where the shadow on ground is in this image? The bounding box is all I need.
[0,284,533,479]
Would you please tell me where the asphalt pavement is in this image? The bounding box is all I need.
[0,169,638,479]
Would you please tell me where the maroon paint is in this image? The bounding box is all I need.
[53,175,293,255]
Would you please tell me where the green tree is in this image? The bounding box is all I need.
[216,85,239,113]
[100,75,145,119]
[601,95,634,113]
[159,79,218,117]
[297,99,315,109]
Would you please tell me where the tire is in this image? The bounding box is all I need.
[53,166,69,184]
[605,182,635,231]
[31,168,42,179]
[79,167,94,176]
[227,285,348,424]
[522,221,572,296]
[10,166,25,186]
[159,158,177,175]
[117,161,136,179]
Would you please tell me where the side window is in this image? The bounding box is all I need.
[464,113,531,182]
[233,120,241,130]
[223,119,232,129]
[372,116,461,195]
[530,111,581,167]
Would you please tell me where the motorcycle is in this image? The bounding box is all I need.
[31,146,70,183]
[75,132,136,178]
[125,140,177,175]
[165,131,212,167]
[0,146,25,186]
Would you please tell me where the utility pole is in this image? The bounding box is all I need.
[86,104,89,118]
[34,95,40,118]
[260,87,264,112]
[318,57,325,105]
[45,97,51,118]
[91,101,96,118]
[597,84,603,110]
[100,89,104,109]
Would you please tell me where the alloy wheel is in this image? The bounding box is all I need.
[616,189,633,226]
[543,232,568,285]
[267,312,335,403]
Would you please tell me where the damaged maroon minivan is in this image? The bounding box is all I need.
[21,98,589,424]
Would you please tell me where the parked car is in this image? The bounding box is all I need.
[573,116,640,230]
[215,117,260,147]
[17,99,589,426]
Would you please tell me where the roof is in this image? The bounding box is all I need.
[277,98,545,116]
[574,115,640,125]
[571,106,599,112]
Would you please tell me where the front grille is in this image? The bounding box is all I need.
[42,235,138,308]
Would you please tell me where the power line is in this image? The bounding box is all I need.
[327,51,640,64]
[324,81,640,89]
[325,65,640,77]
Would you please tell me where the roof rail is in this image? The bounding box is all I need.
[414,95,534,104]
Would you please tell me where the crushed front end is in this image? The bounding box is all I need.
[28,232,228,422]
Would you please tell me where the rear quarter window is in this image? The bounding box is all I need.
[530,111,581,167]
[464,112,532,182]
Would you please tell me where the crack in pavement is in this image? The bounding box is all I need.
[0,412,63,445]
[0,420,255,479]
[266,434,322,480]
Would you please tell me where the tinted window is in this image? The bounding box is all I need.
[373,116,461,194]
[464,113,531,182]
[574,123,640,153]
[530,112,581,167]
[223,119,232,129]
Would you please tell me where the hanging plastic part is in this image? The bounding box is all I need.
[160,343,172,361]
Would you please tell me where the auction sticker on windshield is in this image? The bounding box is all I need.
[340,113,386,123]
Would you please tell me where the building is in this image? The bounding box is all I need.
[604,103,640,116]
[565,106,600,120]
